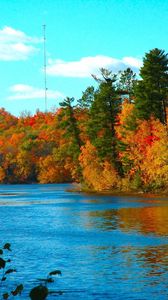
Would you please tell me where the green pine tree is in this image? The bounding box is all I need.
[77,86,95,109]
[135,48,168,124]
[118,67,137,102]
[59,97,82,179]
[88,68,123,176]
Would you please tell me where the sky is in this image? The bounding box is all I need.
[0,0,167,116]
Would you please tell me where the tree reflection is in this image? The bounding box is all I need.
[86,203,168,236]
[136,245,168,286]
[118,206,168,236]
[86,209,119,231]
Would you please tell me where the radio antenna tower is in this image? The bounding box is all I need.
[43,24,47,112]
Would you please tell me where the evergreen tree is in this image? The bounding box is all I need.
[135,48,168,124]
[88,68,123,175]
[59,97,82,179]
[59,97,82,150]
[77,86,95,109]
[118,68,136,102]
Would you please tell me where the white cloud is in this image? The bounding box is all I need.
[47,55,142,78]
[8,84,64,100]
[122,57,142,68]
[0,26,41,61]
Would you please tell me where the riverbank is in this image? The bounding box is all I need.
[68,183,168,198]
[0,182,168,198]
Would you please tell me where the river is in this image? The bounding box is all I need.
[0,184,168,299]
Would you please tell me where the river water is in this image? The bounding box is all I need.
[0,184,168,299]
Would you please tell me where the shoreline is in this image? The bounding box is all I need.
[67,184,168,198]
[0,182,168,198]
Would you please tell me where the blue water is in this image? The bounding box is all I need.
[0,184,168,299]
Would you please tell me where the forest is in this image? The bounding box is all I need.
[0,48,168,193]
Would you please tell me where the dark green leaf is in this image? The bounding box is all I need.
[0,257,6,269]
[38,277,54,283]
[1,276,6,281]
[49,270,62,276]
[46,277,54,283]
[29,285,48,300]
[0,249,3,255]
[11,284,24,296]
[3,243,11,251]
[5,268,17,275]
[3,293,9,299]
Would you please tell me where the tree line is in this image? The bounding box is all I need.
[0,48,168,192]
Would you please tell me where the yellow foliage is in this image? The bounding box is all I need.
[126,118,168,189]
[116,100,134,142]
[79,141,104,190]
[141,126,168,188]
[64,157,80,182]
[14,151,33,182]
[37,155,71,183]
[79,141,120,191]
[0,167,5,182]
[120,177,131,191]
[102,161,120,189]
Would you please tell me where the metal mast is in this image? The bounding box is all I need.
[43,24,47,112]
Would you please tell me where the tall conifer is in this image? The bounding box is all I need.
[88,69,123,175]
[135,48,168,124]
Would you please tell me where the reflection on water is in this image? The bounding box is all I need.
[136,246,168,278]
[120,206,168,236]
[0,184,168,299]
[87,205,168,236]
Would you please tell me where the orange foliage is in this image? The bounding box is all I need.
[79,141,119,191]
[122,117,168,188]
[116,99,134,142]
[0,167,5,182]
[37,155,71,184]
[10,133,25,146]
[140,123,168,187]
[0,103,167,191]
[0,108,17,131]
[14,151,34,182]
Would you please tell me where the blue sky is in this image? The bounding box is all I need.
[0,0,167,116]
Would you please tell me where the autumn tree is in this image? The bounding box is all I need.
[0,108,17,132]
[37,154,71,183]
[79,141,119,191]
